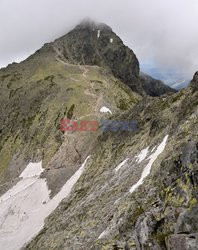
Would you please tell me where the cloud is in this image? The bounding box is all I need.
[0,0,198,80]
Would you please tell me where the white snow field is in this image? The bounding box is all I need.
[135,146,149,163]
[130,135,168,193]
[0,156,91,250]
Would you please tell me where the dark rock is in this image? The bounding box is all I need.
[140,72,177,97]
[166,233,198,250]
[175,205,198,234]
[190,71,198,90]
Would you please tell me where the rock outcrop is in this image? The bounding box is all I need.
[190,71,198,90]
[140,72,177,97]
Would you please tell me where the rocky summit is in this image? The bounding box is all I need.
[50,19,176,97]
[0,20,197,250]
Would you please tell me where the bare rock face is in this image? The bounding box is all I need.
[190,71,198,90]
[175,206,198,234]
[166,234,198,250]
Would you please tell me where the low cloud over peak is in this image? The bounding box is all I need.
[0,0,198,82]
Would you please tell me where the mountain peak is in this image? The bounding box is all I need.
[29,20,176,97]
[76,18,112,32]
[53,20,141,93]
[53,21,176,96]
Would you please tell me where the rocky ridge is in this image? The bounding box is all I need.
[0,20,197,250]
[26,80,198,250]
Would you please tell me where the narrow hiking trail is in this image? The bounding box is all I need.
[52,45,110,118]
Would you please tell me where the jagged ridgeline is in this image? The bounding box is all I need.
[0,20,197,250]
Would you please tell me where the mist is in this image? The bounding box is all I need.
[0,0,198,82]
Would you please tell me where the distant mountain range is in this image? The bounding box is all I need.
[141,61,190,90]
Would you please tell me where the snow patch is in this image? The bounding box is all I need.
[114,158,129,172]
[98,228,109,239]
[110,38,113,43]
[151,146,157,152]
[19,161,43,178]
[100,106,112,115]
[135,147,149,163]
[0,156,91,250]
[50,155,91,206]
[97,30,101,38]
[130,135,168,193]
[114,197,121,205]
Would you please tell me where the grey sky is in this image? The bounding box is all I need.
[0,0,198,81]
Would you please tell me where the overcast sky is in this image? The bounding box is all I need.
[0,0,198,82]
